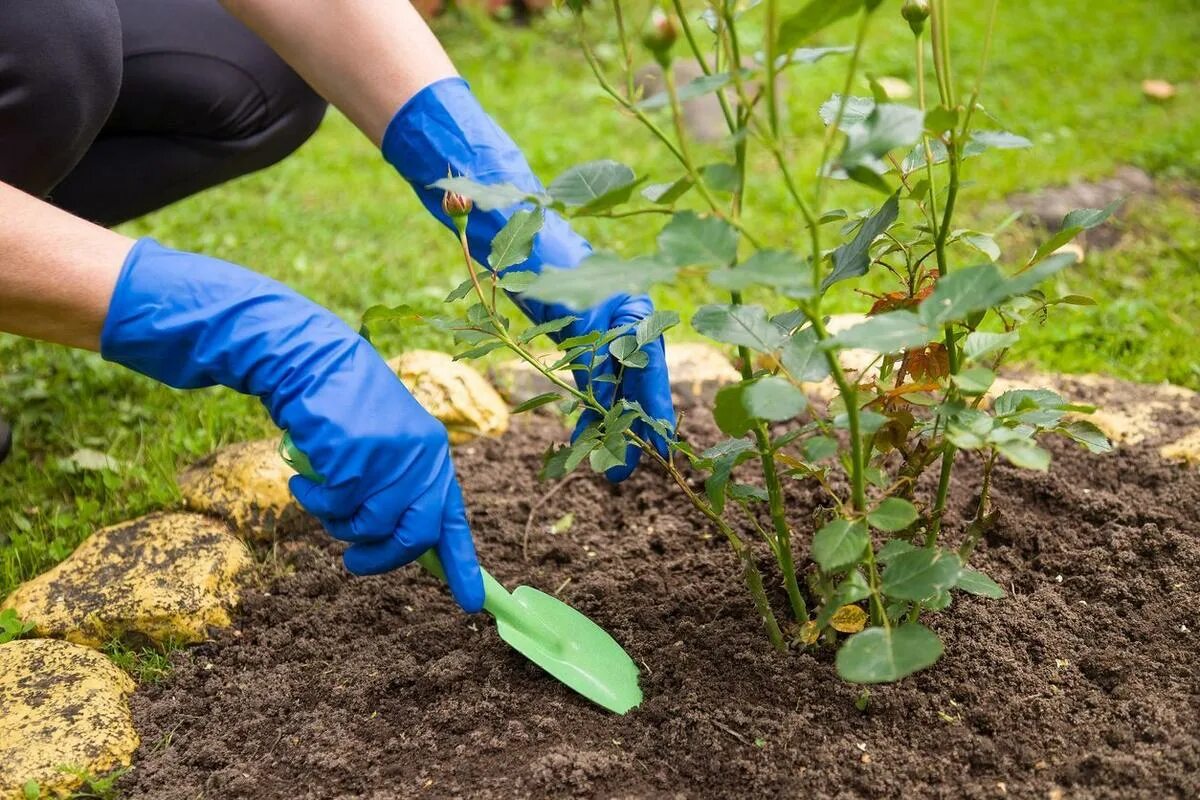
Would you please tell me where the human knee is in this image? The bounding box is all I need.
[0,1,122,194]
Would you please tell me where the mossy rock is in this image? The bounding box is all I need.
[179,439,306,540]
[1,513,252,649]
[0,639,138,799]
[389,350,509,444]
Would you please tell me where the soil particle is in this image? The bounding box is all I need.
[121,400,1199,799]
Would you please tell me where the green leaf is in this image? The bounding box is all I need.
[836,623,944,684]
[968,130,1033,151]
[833,409,889,433]
[803,435,838,462]
[778,0,863,52]
[743,376,808,421]
[881,548,963,601]
[657,211,739,268]
[875,539,916,563]
[788,45,855,64]
[713,384,753,437]
[430,176,548,210]
[511,392,563,414]
[518,315,577,343]
[635,310,680,346]
[812,519,869,573]
[995,439,1051,470]
[955,567,1006,599]
[841,104,926,170]
[963,330,1019,363]
[708,250,815,298]
[635,71,743,111]
[819,94,876,128]
[1029,200,1121,264]
[918,263,1010,327]
[958,230,1001,261]
[823,192,900,289]
[924,105,960,133]
[699,436,757,464]
[952,367,996,396]
[825,312,933,353]
[992,388,1064,417]
[497,270,536,292]
[729,483,769,503]
[867,498,918,532]
[548,160,639,212]
[642,176,694,204]
[692,304,787,352]
[488,209,544,271]
[589,430,630,473]
[524,252,678,309]
[1063,200,1123,230]
[1059,419,1113,454]
[701,162,741,194]
[453,341,507,361]
[445,277,477,303]
[781,326,830,381]
[609,336,650,369]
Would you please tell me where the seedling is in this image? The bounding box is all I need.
[0,607,34,644]
[366,0,1112,683]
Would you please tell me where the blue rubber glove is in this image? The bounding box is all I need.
[382,77,676,481]
[101,239,485,612]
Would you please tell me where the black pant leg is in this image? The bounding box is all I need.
[0,0,123,197]
[50,0,328,226]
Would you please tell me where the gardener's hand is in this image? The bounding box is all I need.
[100,238,485,612]
[383,77,676,480]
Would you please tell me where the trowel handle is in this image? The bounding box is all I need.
[416,550,521,623]
[281,433,517,618]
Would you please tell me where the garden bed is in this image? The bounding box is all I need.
[120,399,1198,799]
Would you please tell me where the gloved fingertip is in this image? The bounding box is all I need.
[604,444,642,483]
[571,410,601,443]
[449,568,485,614]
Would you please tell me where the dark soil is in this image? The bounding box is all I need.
[121,398,1200,799]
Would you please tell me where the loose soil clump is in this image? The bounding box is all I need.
[121,401,1199,799]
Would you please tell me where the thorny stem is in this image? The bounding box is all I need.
[716,1,808,623]
[610,0,635,102]
[958,450,998,560]
[671,0,738,135]
[577,15,762,248]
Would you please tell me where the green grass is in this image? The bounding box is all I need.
[2,2,1198,597]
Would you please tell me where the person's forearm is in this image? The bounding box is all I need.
[219,0,457,145]
[0,182,133,350]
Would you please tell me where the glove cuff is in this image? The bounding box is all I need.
[100,237,358,411]
[381,77,592,323]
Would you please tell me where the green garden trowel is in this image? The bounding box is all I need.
[280,434,642,714]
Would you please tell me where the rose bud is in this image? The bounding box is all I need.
[641,8,678,66]
[901,0,930,35]
[442,189,473,221]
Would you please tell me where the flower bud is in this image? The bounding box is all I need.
[641,8,677,66]
[441,189,473,221]
[901,0,930,35]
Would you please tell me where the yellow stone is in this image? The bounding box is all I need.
[389,350,509,444]
[1160,428,1200,466]
[179,439,304,540]
[0,638,138,799]
[1,513,252,648]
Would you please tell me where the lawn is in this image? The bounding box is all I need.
[1,0,1197,597]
